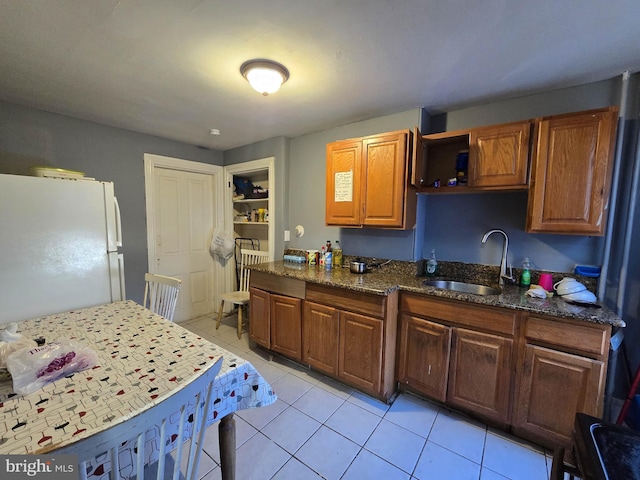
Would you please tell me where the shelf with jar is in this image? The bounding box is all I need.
[233,205,269,225]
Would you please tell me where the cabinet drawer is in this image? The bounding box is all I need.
[250,271,306,299]
[400,293,516,336]
[306,283,386,318]
[525,315,609,359]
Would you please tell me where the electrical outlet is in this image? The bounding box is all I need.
[284,230,290,242]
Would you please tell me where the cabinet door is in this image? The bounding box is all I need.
[362,131,408,227]
[469,121,531,188]
[526,108,617,235]
[411,126,425,187]
[338,311,383,394]
[447,328,513,424]
[303,301,339,375]
[326,139,363,226]
[270,294,302,361]
[397,314,451,402]
[249,287,270,348]
[513,344,605,448]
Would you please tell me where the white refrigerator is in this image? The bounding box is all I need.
[0,173,125,324]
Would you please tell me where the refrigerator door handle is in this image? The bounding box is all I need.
[108,252,126,301]
[114,196,123,248]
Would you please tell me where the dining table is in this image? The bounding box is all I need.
[0,300,277,480]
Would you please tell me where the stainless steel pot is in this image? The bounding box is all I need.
[350,260,367,274]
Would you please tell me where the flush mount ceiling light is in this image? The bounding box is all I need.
[240,59,289,96]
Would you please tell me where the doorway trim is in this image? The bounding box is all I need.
[144,153,225,312]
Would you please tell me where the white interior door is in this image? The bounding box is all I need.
[144,154,224,322]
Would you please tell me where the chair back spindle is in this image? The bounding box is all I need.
[143,273,182,321]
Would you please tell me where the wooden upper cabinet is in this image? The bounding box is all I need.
[362,132,409,227]
[326,139,363,226]
[411,126,425,187]
[469,121,531,188]
[416,121,530,192]
[326,130,415,229]
[526,107,618,235]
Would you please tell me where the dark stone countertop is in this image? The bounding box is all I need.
[250,259,625,328]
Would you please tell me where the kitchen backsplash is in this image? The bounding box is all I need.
[283,249,598,292]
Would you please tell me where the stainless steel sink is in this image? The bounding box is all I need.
[423,280,501,296]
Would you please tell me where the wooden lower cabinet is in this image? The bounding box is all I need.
[303,301,386,397]
[249,287,302,362]
[339,311,383,394]
[398,293,516,426]
[397,314,451,402]
[249,287,270,349]
[513,344,605,448]
[270,294,303,361]
[304,284,397,401]
[448,328,513,424]
[398,295,611,451]
[303,301,339,376]
[513,313,610,450]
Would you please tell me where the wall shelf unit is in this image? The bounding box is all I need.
[223,157,275,296]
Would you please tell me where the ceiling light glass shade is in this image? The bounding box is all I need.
[240,60,289,96]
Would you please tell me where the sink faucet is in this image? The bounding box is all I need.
[481,229,515,286]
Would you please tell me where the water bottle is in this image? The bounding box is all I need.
[426,249,438,276]
[521,258,531,288]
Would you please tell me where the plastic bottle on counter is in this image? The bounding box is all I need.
[333,240,343,267]
[521,258,531,288]
[426,249,438,276]
[325,250,332,269]
[326,240,332,252]
[319,246,325,266]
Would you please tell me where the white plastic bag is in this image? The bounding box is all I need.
[210,225,234,260]
[0,323,37,369]
[6,338,98,395]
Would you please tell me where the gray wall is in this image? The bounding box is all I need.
[223,137,289,260]
[287,109,423,260]
[0,101,223,303]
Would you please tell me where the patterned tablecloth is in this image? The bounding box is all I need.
[0,300,277,479]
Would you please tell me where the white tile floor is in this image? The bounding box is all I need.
[177,313,555,480]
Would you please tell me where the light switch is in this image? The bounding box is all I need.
[284,230,290,242]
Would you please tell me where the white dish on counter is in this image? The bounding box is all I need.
[561,289,597,303]
[554,277,587,295]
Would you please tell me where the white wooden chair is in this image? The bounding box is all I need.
[216,248,269,338]
[54,358,223,480]
[143,273,182,322]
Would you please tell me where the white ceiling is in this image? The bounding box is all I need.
[1,1,639,151]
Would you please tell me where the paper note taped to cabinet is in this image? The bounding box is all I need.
[335,170,353,202]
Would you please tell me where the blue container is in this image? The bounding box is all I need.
[574,265,601,278]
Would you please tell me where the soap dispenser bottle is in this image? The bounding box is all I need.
[426,249,438,276]
[521,258,531,288]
